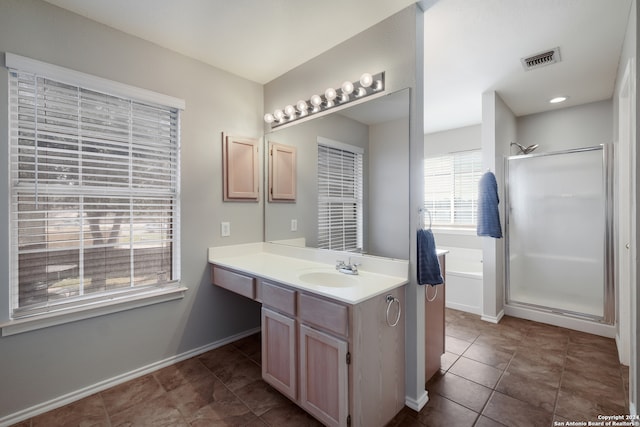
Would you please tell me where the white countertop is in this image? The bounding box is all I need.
[208,243,410,305]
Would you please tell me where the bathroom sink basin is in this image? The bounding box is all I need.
[298,271,358,287]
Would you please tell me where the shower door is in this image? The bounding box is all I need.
[505,146,613,323]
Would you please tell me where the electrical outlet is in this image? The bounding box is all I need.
[221,222,231,237]
[291,219,298,232]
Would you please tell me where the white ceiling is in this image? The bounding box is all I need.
[424,0,633,133]
[43,0,634,134]
[42,0,416,84]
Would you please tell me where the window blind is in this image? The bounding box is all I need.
[8,62,181,318]
[317,141,363,252]
[424,150,482,227]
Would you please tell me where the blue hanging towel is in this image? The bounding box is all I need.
[477,171,503,238]
[417,228,443,286]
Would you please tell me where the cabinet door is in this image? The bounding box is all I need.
[223,134,259,201]
[425,254,446,381]
[269,142,296,201]
[299,324,348,427]
[262,308,297,400]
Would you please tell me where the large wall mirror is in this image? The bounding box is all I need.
[264,88,410,259]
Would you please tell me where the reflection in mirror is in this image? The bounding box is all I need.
[265,89,410,259]
[268,142,297,202]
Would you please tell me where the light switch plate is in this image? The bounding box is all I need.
[221,222,231,237]
[291,219,298,232]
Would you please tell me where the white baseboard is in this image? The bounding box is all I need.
[405,390,429,412]
[616,333,631,366]
[481,309,504,324]
[445,302,482,315]
[0,327,261,427]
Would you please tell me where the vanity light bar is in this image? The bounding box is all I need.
[264,72,385,128]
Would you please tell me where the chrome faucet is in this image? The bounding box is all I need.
[336,258,359,275]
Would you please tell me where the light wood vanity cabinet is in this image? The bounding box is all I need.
[261,308,297,400]
[211,264,405,427]
[211,266,256,299]
[299,323,348,426]
[261,280,350,427]
[425,253,446,381]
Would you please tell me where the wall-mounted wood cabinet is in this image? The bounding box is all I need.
[223,134,259,201]
[268,142,296,202]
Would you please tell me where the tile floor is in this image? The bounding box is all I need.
[11,308,629,426]
[389,309,629,427]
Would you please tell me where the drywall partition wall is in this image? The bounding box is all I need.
[612,0,638,414]
[264,4,429,410]
[424,124,482,157]
[625,0,640,415]
[516,100,613,153]
[0,0,263,421]
[481,91,515,323]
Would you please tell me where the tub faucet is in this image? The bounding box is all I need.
[336,258,359,275]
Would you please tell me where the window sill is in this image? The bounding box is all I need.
[0,286,188,337]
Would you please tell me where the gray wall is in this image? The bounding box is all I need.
[0,0,264,419]
[264,4,428,407]
[424,124,481,156]
[516,100,613,152]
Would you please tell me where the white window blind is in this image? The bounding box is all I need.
[8,55,182,319]
[317,139,363,252]
[424,150,482,227]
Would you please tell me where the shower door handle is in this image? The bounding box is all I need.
[626,243,630,249]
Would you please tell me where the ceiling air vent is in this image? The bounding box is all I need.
[521,47,561,71]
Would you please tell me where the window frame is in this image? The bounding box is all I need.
[2,53,186,335]
[316,136,364,252]
[424,149,483,229]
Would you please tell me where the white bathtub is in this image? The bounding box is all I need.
[440,246,483,315]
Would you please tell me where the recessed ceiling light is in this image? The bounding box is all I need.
[549,96,568,104]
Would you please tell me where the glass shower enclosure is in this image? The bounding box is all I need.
[505,145,613,324]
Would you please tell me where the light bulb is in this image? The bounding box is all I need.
[355,87,367,97]
[273,109,284,121]
[284,105,296,117]
[264,113,274,123]
[341,81,354,95]
[340,94,349,103]
[373,79,383,91]
[297,100,308,112]
[310,94,322,106]
[360,73,373,88]
[325,87,337,101]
